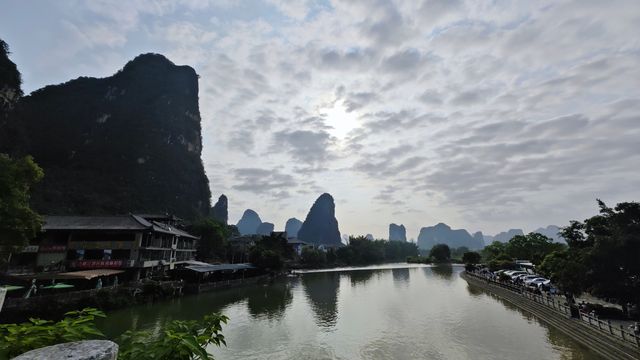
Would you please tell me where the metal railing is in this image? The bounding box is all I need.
[465,271,640,348]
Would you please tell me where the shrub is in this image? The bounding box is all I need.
[0,308,106,358]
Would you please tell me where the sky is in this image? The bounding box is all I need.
[2,0,640,240]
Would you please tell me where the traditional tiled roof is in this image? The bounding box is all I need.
[42,214,198,239]
[43,215,150,231]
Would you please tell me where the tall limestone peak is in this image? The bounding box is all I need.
[298,193,342,246]
[210,194,228,224]
[285,217,303,238]
[237,209,262,235]
[0,39,24,152]
[389,223,407,241]
[472,231,485,248]
[5,51,210,218]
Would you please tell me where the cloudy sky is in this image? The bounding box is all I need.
[2,0,640,239]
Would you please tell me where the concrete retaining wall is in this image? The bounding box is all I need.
[461,272,640,360]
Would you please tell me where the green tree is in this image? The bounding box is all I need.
[481,241,506,262]
[0,154,44,263]
[190,218,229,262]
[462,251,481,265]
[300,247,326,268]
[504,232,565,265]
[538,249,587,297]
[429,244,451,262]
[576,200,640,310]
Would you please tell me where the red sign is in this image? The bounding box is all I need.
[73,260,123,269]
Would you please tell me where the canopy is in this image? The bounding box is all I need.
[17,269,124,281]
[43,283,75,289]
[184,263,255,273]
[57,269,124,280]
[0,285,25,292]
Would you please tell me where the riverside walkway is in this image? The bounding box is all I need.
[461,271,640,360]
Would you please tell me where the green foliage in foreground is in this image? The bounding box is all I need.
[118,313,228,360]
[0,308,106,358]
[0,308,228,360]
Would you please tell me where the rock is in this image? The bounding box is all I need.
[13,340,118,360]
[285,217,302,238]
[492,229,524,243]
[389,223,407,242]
[472,231,485,248]
[257,222,274,236]
[298,193,342,246]
[0,39,25,153]
[2,51,211,219]
[532,225,566,243]
[210,194,228,224]
[417,223,483,250]
[236,209,262,235]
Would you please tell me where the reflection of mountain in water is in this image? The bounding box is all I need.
[349,270,376,287]
[430,265,453,280]
[247,281,293,320]
[391,268,410,287]
[302,272,340,328]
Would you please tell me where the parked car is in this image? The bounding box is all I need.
[524,277,548,285]
[509,271,528,279]
[518,275,540,282]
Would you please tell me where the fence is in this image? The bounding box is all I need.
[579,311,640,347]
[465,271,640,348]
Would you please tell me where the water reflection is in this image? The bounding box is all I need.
[349,270,376,287]
[301,272,340,328]
[430,264,453,279]
[391,268,410,287]
[465,283,484,297]
[246,281,293,320]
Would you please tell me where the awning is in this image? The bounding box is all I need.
[183,263,255,273]
[57,269,125,280]
[18,269,125,280]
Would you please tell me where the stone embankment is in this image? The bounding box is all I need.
[461,272,640,360]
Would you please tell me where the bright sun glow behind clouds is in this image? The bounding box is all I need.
[319,100,360,139]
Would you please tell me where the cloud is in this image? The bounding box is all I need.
[6,0,640,236]
[272,129,336,167]
[231,167,297,195]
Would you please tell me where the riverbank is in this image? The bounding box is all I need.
[0,273,274,323]
[461,271,640,360]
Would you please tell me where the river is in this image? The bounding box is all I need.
[97,264,600,359]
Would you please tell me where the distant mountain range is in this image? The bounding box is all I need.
[417,223,484,250]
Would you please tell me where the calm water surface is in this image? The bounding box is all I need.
[98,264,601,360]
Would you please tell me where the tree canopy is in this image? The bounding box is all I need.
[0,154,43,260]
[540,200,640,307]
[429,244,451,262]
